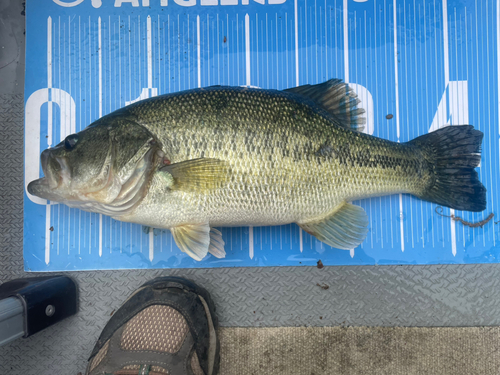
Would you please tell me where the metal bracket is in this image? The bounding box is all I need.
[0,276,78,345]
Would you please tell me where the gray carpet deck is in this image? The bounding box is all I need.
[219,327,500,375]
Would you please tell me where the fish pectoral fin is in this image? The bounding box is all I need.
[299,202,369,250]
[284,79,366,132]
[171,223,211,261]
[208,228,226,259]
[160,158,230,193]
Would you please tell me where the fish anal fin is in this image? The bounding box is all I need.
[284,79,366,132]
[160,158,230,193]
[299,202,369,250]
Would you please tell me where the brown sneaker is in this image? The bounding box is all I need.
[85,277,220,375]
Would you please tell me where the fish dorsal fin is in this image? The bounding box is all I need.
[299,202,369,250]
[160,158,229,193]
[284,79,366,132]
[171,224,226,261]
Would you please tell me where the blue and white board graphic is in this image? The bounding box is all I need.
[24,0,500,271]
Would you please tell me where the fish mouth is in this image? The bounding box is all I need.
[40,148,62,189]
[27,177,67,201]
[27,149,70,201]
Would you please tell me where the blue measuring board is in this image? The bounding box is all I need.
[24,0,500,271]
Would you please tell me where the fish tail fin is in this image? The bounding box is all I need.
[409,125,486,212]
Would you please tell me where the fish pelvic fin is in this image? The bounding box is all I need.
[208,228,226,258]
[299,202,369,250]
[171,223,211,261]
[160,158,230,194]
[283,79,366,132]
[409,125,486,212]
[171,223,226,261]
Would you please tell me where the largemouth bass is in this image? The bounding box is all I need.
[28,80,486,260]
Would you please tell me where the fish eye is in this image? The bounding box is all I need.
[64,134,79,150]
